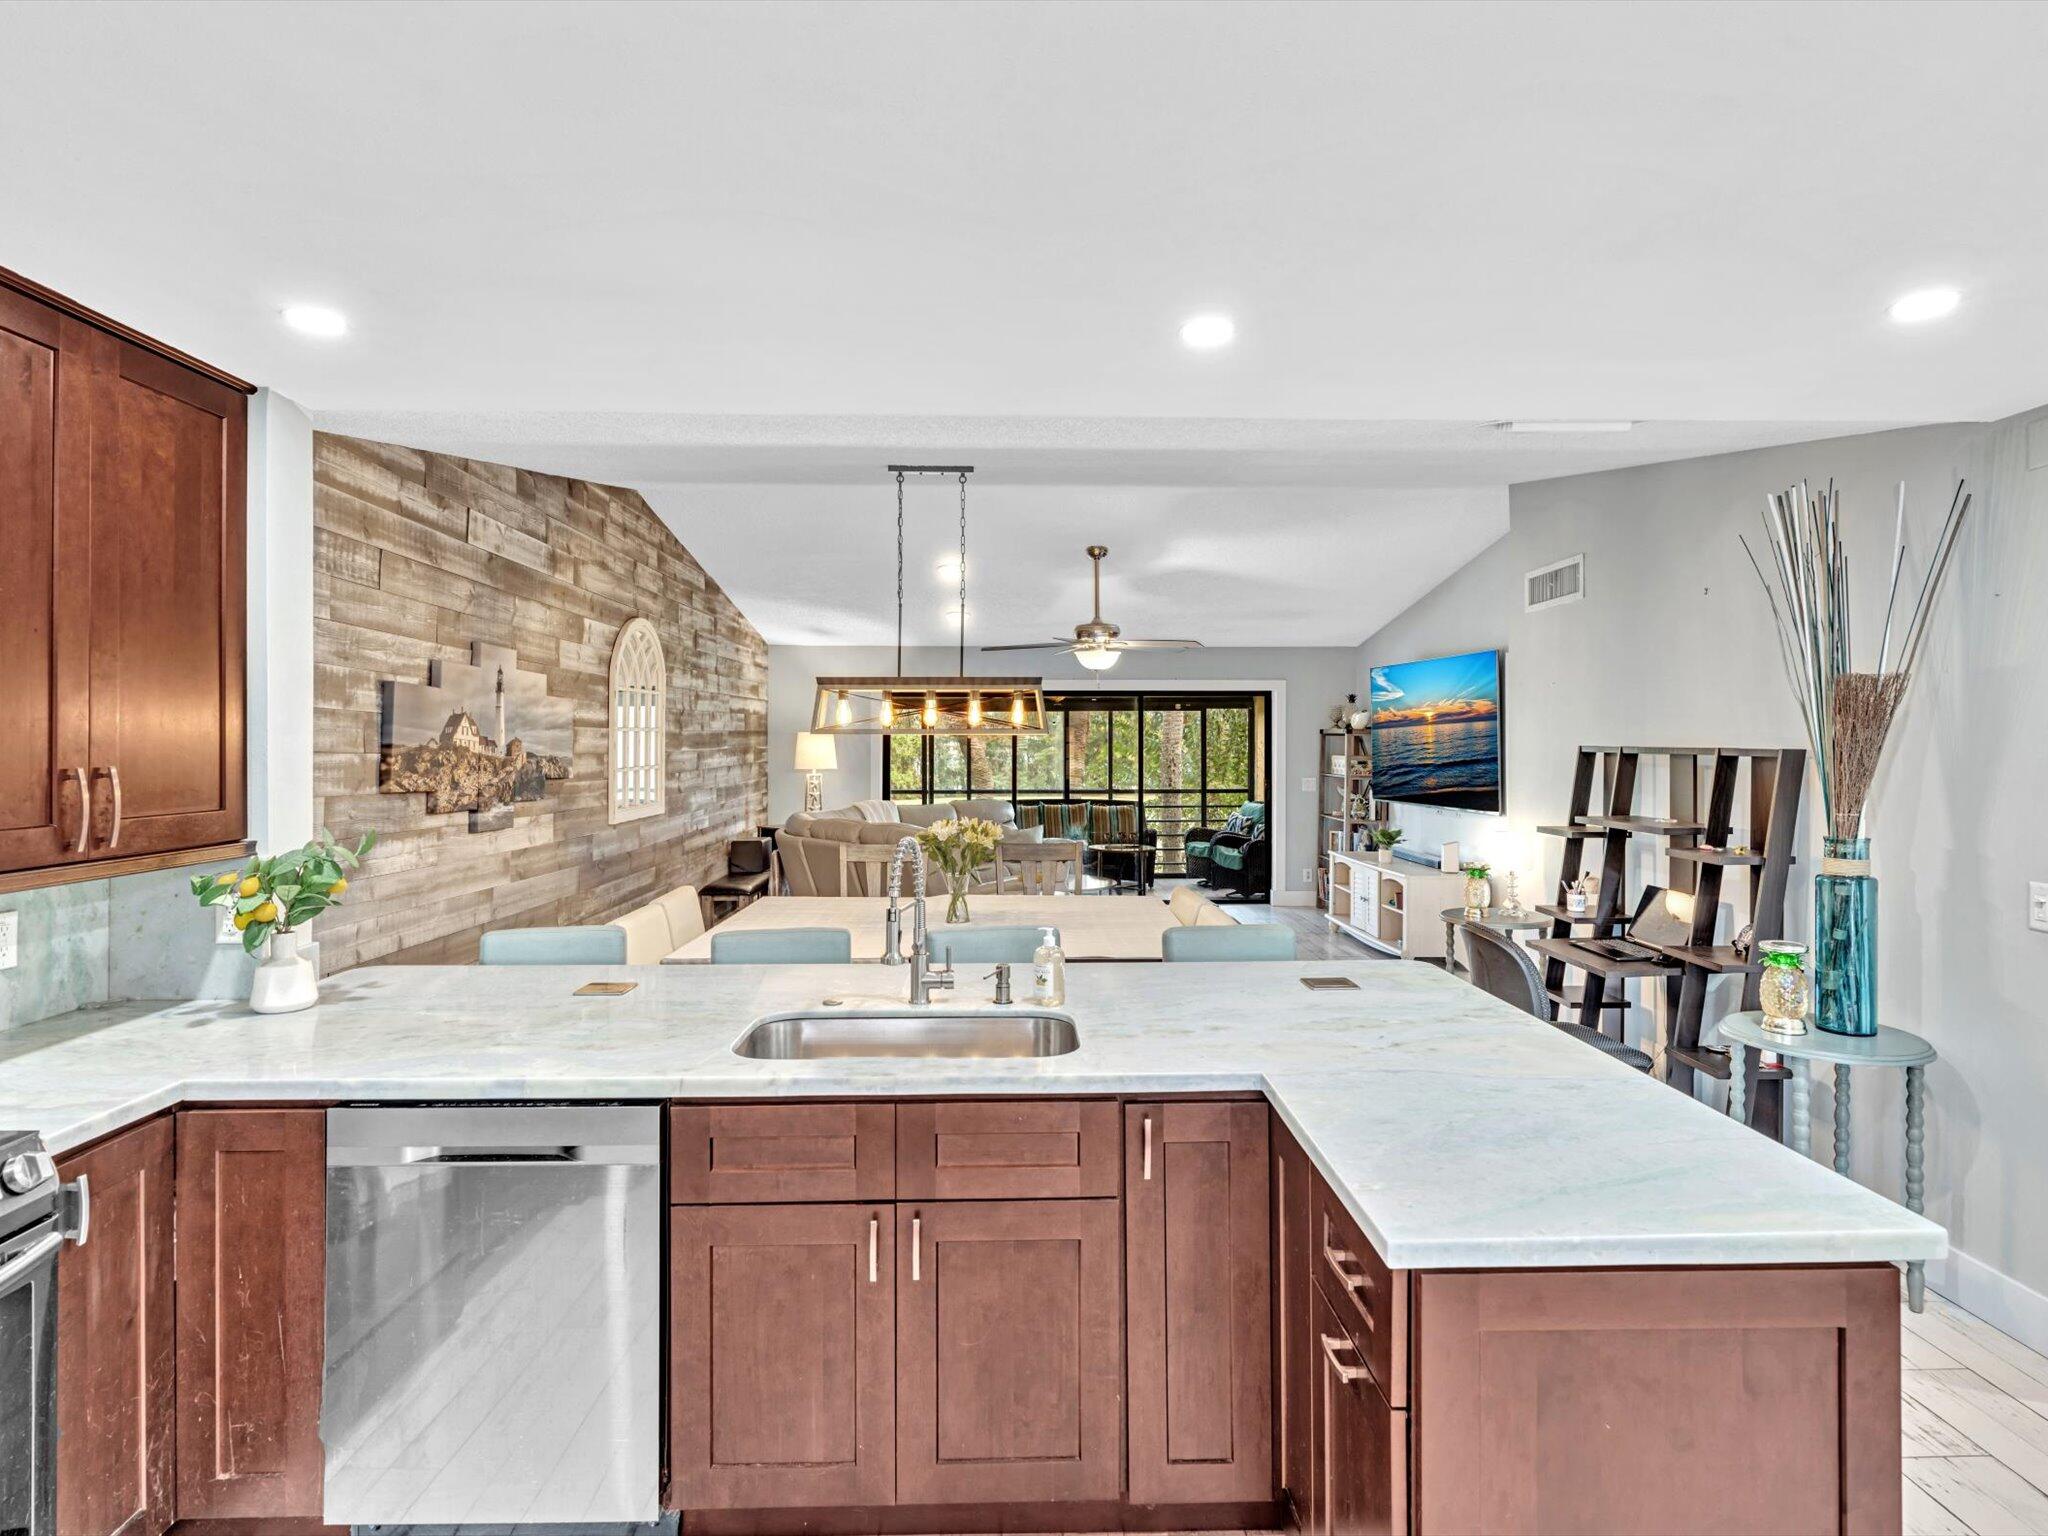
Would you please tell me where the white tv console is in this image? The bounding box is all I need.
[1325,849,1468,960]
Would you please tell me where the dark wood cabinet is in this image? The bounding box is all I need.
[670,1101,895,1203]
[55,1117,176,1536]
[896,1198,1124,1506]
[1308,1281,1407,1536]
[173,1109,326,1523]
[1125,1100,1273,1506]
[896,1098,1119,1200]
[669,1203,896,1510]
[1272,1111,1315,1516]
[0,269,247,882]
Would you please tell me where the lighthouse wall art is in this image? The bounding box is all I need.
[378,641,574,832]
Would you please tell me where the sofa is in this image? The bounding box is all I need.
[1185,801,1270,901]
[775,800,1082,897]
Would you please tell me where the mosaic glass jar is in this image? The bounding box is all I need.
[1758,941,1811,1034]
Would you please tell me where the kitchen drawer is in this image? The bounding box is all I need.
[1313,1169,1408,1406]
[896,1099,1119,1200]
[670,1102,894,1203]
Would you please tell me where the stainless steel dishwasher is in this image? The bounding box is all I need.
[321,1104,660,1526]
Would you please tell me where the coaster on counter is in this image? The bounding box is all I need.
[574,981,638,996]
[1300,976,1359,990]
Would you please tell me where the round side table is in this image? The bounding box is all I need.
[1717,1011,1937,1310]
[1440,908,1550,975]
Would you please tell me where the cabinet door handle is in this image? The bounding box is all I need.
[1320,1331,1372,1386]
[910,1213,921,1283]
[1141,1113,1153,1181]
[63,767,90,854]
[868,1213,879,1284]
[92,765,123,850]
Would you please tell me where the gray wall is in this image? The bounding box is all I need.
[1358,412,2048,1340]
[769,644,1363,901]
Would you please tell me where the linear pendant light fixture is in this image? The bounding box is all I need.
[810,465,1047,737]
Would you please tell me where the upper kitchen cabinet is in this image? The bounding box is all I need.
[0,269,249,885]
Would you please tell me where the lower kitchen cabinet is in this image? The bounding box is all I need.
[1272,1110,1315,1516]
[669,1203,896,1510]
[1308,1281,1407,1536]
[173,1109,327,1522]
[55,1116,176,1536]
[1125,1100,1272,1506]
[896,1197,1124,1506]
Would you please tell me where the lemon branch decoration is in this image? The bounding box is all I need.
[191,830,377,956]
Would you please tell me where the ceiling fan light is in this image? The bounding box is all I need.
[1075,644,1120,671]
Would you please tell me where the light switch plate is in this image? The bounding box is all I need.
[0,910,16,971]
[1300,776,1314,793]
[216,905,241,944]
[2031,881,2048,933]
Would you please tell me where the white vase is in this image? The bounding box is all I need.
[249,929,319,1015]
[1376,849,1392,866]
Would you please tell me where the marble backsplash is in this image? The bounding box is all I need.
[1,864,258,1031]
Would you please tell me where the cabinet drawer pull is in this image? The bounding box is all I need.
[868,1213,879,1284]
[1320,1331,1372,1386]
[1141,1113,1153,1181]
[63,767,90,854]
[93,765,123,850]
[1323,1238,1375,1310]
[911,1213,921,1283]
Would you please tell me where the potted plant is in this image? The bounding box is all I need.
[914,816,1003,924]
[1371,827,1404,866]
[192,830,376,1014]
[1461,862,1492,918]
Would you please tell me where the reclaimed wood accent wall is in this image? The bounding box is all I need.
[310,433,767,971]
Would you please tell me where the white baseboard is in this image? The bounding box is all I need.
[1273,890,1316,908]
[1926,1244,2048,1357]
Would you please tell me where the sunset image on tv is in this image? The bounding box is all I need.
[1369,649,1503,812]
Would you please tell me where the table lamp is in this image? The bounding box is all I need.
[794,731,837,812]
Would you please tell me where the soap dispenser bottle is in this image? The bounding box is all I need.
[1031,927,1066,1006]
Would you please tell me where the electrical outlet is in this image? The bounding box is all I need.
[1300,776,1314,794]
[2031,881,2048,933]
[0,910,16,971]
[216,904,242,945]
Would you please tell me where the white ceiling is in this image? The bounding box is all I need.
[6,0,2041,644]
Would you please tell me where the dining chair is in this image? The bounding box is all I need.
[1161,924,1296,961]
[926,926,1052,965]
[710,928,854,964]
[1458,920,1652,1072]
[478,925,628,965]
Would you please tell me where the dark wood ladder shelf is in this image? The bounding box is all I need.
[1578,814,1708,835]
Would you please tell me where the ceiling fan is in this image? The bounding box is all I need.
[984,545,1203,671]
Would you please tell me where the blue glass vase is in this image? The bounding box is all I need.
[1814,835,1878,1036]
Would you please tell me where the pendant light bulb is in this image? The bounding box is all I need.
[1010,694,1025,727]
[967,692,983,727]
[835,690,851,727]
[922,693,938,728]
[881,696,895,727]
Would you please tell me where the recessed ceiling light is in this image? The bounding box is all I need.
[282,304,348,338]
[1179,313,1235,350]
[1496,420,1634,433]
[1888,286,1961,324]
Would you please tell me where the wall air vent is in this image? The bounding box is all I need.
[1524,553,1584,613]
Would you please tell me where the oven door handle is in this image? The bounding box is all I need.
[0,1231,63,1298]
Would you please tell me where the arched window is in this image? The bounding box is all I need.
[608,616,667,823]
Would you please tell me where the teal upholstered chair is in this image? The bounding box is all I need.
[478,925,628,965]
[710,928,854,964]
[1162,923,1296,962]
[926,926,1052,965]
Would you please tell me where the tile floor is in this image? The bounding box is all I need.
[364,1289,2048,1536]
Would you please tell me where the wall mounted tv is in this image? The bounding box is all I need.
[1368,648,1504,814]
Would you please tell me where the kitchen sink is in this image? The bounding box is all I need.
[734,1008,1080,1060]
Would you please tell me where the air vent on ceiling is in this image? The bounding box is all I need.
[1525,553,1584,612]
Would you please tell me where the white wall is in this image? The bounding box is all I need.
[768,644,1362,901]
[246,388,316,848]
[1358,412,2048,1347]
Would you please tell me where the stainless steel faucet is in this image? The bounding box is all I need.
[883,835,954,1004]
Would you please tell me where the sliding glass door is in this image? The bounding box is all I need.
[886,690,1269,877]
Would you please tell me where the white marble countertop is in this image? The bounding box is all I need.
[0,959,1945,1271]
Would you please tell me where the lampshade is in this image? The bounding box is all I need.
[793,732,838,772]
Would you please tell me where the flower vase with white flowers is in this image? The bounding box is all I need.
[915,816,1004,923]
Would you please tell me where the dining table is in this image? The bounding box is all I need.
[664,893,1184,963]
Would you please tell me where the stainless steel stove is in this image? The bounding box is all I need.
[0,1130,89,1536]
